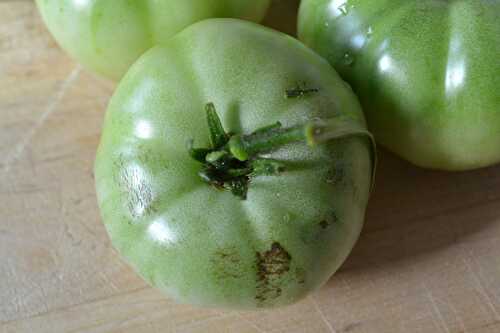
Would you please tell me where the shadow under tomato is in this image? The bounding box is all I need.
[262,0,300,37]
[334,148,500,276]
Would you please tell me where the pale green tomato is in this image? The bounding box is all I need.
[299,0,500,170]
[95,19,375,309]
[35,0,270,80]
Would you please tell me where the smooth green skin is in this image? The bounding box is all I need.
[35,0,270,81]
[95,19,374,309]
[299,0,500,170]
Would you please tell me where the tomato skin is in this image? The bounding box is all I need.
[94,19,375,309]
[299,0,500,170]
[35,0,270,80]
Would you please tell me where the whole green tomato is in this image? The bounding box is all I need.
[95,19,376,309]
[299,0,500,170]
[35,0,270,80]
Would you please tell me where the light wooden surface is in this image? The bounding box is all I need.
[2,1,500,332]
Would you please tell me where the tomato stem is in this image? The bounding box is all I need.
[189,103,376,199]
[228,124,306,161]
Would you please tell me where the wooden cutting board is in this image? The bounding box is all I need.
[2,1,500,332]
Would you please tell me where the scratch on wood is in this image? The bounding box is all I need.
[2,65,81,174]
[0,286,151,326]
[3,258,24,319]
[99,271,120,293]
[236,312,267,333]
[463,256,500,321]
[31,280,50,315]
[148,321,160,333]
[341,276,352,292]
[424,285,451,333]
[175,312,236,332]
[448,295,468,333]
[310,296,337,333]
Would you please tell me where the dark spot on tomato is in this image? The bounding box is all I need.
[215,248,241,265]
[211,247,242,281]
[326,164,345,186]
[319,211,339,229]
[295,267,306,284]
[255,242,291,305]
[319,220,330,229]
[136,146,159,166]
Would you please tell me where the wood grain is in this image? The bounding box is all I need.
[1,1,500,332]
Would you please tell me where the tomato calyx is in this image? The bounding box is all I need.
[189,103,321,199]
[189,103,377,199]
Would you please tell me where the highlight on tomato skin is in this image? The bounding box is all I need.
[299,0,500,171]
[35,0,271,81]
[94,19,376,309]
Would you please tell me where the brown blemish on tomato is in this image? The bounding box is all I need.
[295,267,306,284]
[319,220,330,229]
[212,247,242,281]
[255,242,291,305]
[319,211,339,229]
[326,163,345,186]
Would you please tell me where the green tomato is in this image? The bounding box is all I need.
[95,19,375,309]
[35,0,270,80]
[299,0,500,170]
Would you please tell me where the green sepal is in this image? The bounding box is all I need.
[206,103,229,149]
